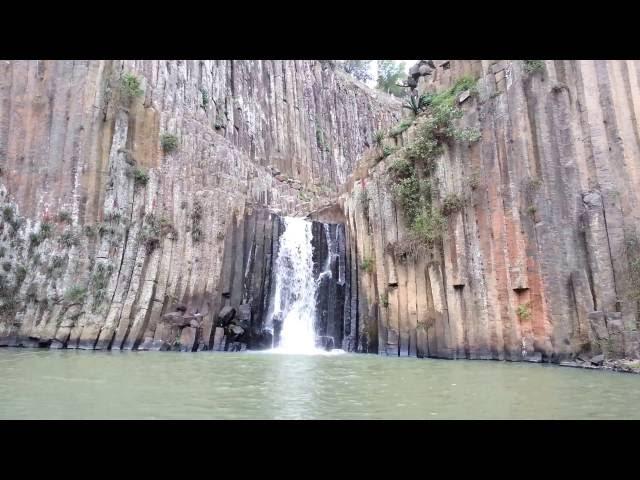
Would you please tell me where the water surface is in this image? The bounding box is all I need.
[1,349,638,419]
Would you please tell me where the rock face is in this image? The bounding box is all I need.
[341,60,640,362]
[311,221,349,350]
[1,59,640,367]
[0,60,399,350]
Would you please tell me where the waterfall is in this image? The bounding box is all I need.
[268,217,319,354]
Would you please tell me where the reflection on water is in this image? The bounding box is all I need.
[0,349,639,419]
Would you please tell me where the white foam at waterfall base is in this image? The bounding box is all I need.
[266,217,343,355]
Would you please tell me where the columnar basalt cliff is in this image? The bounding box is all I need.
[342,60,640,366]
[0,60,399,351]
[1,59,639,368]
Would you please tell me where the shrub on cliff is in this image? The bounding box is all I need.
[360,257,374,273]
[141,214,161,253]
[2,206,14,223]
[2,206,21,231]
[191,201,203,243]
[425,75,478,110]
[200,88,209,109]
[523,60,545,75]
[64,285,87,305]
[389,119,413,138]
[411,208,446,246]
[56,210,72,224]
[141,214,176,253]
[120,73,144,105]
[516,303,532,320]
[383,75,484,248]
[91,262,115,310]
[441,193,464,216]
[129,167,149,187]
[29,222,54,250]
[160,133,179,153]
[403,95,430,115]
[59,229,80,248]
[380,292,389,308]
[39,222,53,239]
[374,130,385,148]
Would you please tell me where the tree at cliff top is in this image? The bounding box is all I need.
[376,60,407,98]
[339,60,373,82]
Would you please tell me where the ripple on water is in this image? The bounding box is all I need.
[0,349,639,419]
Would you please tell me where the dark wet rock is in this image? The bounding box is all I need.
[228,342,246,352]
[590,354,605,366]
[230,325,245,336]
[258,329,273,349]
[316,335,335,351]
[237,303,251,330]
[218,306,236,326]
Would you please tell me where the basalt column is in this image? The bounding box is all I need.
[312,221,348,350]
[210,208,283,352]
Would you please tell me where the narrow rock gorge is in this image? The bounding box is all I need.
[1,60,639,369]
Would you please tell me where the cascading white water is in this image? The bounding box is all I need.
[268,217,319,354]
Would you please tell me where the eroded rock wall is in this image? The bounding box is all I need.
[342,60,640,363]
[0,60,399,350]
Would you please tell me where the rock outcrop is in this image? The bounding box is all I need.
[0,60,399,350]
[341,60,640,363]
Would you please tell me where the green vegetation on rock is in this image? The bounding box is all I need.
[517,303,532,321]
[380,292,389,308]
[359,188,369,220]
[360,257,374,273]
[383,76,481,248]
[120,73,144,105]
[59,229,80,248]
[130,167,149,187]
[29,222,54,250]
[626,235,640,303]
[200,88,209,109]
[441,193,465,216]
[374,131,385,148]
[141,213,176,253]
[160,133,179,153]
[64,285,87,304]
[191,201,203,243]
[57,210,72,224]
[523,60,545,75]
[389,119,413,137]
[91,261,114,310]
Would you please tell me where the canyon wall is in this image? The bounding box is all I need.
[0,60,399,351]
[2,59,639,365]
[343,60,640,363]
